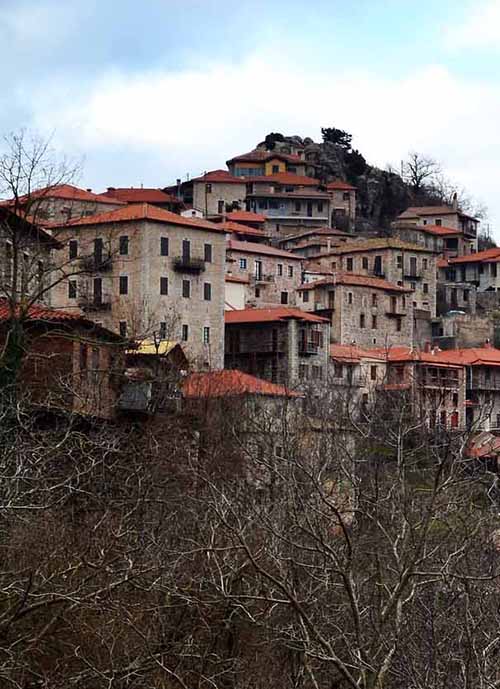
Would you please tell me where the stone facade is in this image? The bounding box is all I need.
[439,252,500,292]
[226,240,302,307]
[397,204,478,252]
[52,213,226,369]
[247,191,330,237]
[192,180,247,217]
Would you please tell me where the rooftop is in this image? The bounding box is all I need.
[299,272,412,293]
[279,226,350,243]
[227,149,303,165]
[183,369,300,398]
[226,210,266,224]
[13,184,126,206]
[326,180,357,191]
[227,238,302,260]
[217,220,267,238]
[225,307,329,325]
[190,169,244,185]
[317,237,437,256]
[330,343,386,363]
[421,224,462,236]
[99,187,181,204]
[398,205,478,221]
[443,247,500,265]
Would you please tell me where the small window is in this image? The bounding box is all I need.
[360,313,366,328]
[203,326,210,344]
[182,239,191,261]
[160,277,169,295]
[159,322,167,340]
[288,265,294,278]
[204,243,213,262]
[371,315,377,329]
[182,324,189,341]
[348,292,353,305]
[119,321,127,338]
[318,202,323,213]
[295,201,301,212]
[277,263,283,276]
[69,240,78,260]
[362,257,369,270]
[396,318,402,332]
[281,291,289,305]
[119,235,129,255]
[217,199,224,214]
[370,365,377,381]
[205,183,212,193]
[346,257,353,271]
[312,365,322,380]
[422,258,428,269]
[423,283,429,294]
[182,280,190,298]
[239,258,247,270]
[204,282,212,301]
[372,293,377,306]
[302,291,309,302]
[343,192,350,201]
[435,219,442,226]
[160,237,169,256]
[397,255,403,269]
[68,280,77,299]
[272,165,279,173]
[463,289,469,302]
[255,288,260,298]
[119,275,128,295]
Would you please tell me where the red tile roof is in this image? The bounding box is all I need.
[399,205,478,221]
[99,187,180,204]
[279,226,350,242]
[15,184,126,206]
[225,307,328,325]
[370,346,464,367]
[299,272,411,293]
[430,345,500,367]
[330,343,386,362]
[227,238,302,260]
[225,274,250,284]
[190,169,244,184]
[421,224,461,236]
[183,369,300,398]
[318,238,437,256]
[326,180,356,191]
[226,210,266,224]
[54,203,226,232]
[445,247,500,265]
[217,221,267,237]
[227,149,303,165]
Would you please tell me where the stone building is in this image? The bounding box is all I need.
[99,187,183,212]
[278,227,350,256]
[171,170,247,218]
[326,181,356,231]
[226,149,307,177]
[329,343,387,413]
[397,203,478,253]
[298,273,414,348]
[225,307,330,387]
[226,239,302,307]
[51,203,227,369]
[392,222,469,258]
[439,247,500,293]
[312,239,438,316]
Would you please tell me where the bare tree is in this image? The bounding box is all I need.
[402,152,441,199]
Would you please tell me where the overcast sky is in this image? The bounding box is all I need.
[1,0,499,235]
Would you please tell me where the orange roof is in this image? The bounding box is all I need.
[299,272,411,293]
[399,205,478,221]
[15,184,126,206]
[421,224,461,236]
[370,346,464,367]
[227,239,302,260]
[99,187,180,204]
[326,180,356,191]
[227,149,303,165]
[226,210,266,224]
[191,169,244,184]
[225,307,328,325]
[183,369,299,398]
[429,345,500,367]
[54,203,226,232]
[280,226,350,242]
[217,221,267,237]
[249,173,319,186]
[225,274,250,284]
[317,238,436,257]
[446,247,500,265]
[330,343,386,363]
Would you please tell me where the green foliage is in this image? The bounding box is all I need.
[321,127,352,148]
[345,148,367,179]
[263,132,285,150]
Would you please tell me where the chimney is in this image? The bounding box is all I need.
[452,192,458,211]
[86,188,92,193]
[107,187,116,192]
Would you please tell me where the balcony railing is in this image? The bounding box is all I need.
[254,274,275,284]
[470,376,500,390]
[80,255,113,273]
[404,271,422,281]
[172,257,205,273]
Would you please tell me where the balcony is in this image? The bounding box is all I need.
[254,274,275,284]
[386,309,406,318]
[404,272,422,281]
[470,376,500,391]
[172,256,205,274]
[80,254,113,273]
[78,295,112,313]
[299,341,320,356]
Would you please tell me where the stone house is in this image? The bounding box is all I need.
[13,184,125,224]
[439,247,500,293]
[226,239,302,307]
[225,307,330,387]
[226,149,307,177]
[326,181,356,231]
[51,203,227,369]
[278,227,350,256]
[246,186,331,237]
[297,273,414,348]
[313,239,438,316]
[397,203,478,252]
[215,220,269,243]
[173,170,247,218]
[0,300,124,419]
[392,222,470,258]
[329,343,387,414]
[99,187,183,212]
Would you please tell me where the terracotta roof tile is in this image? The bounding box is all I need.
[191,169,245,184]
[446,247,500,264]
[15,184,126,206]
[279,226,350,243]
[226,210,266,224]
[326,180,356,191]
[99,188,181,204]
[183,369,300,398]
[227,149,303,165]
[227,239,302,260]
[319,238,437,256]
[225,274,250,284]
[299,272,412,293]
[217,221,267,237]
[398,205,478,221]
[421,224,461,236]
[330,343,386,362]
[225,307,328,325]
[53,203,226,232]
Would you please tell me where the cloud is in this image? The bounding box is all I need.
[26,53,500,234]
[444,0,500,50]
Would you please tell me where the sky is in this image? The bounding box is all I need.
[1,0,500,235]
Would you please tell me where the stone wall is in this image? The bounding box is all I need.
[193,181,246,217]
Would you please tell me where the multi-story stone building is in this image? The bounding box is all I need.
[226,239,302,307]
[278,227,350,257]
[392,222,469,258]
[312,239,438,316]
[171,170,246,218]
[397,202,478,253]
[329,343,387,414]
[439,247,500,293]
[298,273,414,347]
[51,204,227,369]
[226,149,307,177]
[326,181,356,231]
[225,307,330,386]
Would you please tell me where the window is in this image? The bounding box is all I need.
[397,255,403,269]
[318,202,323,213]
[372,293,377,306]
[396,318,402,332]
[159,322,167,340]
[255,288,260,298]
[346,257,353,271]
[295,201,301,212]
[94,238,103,264]
[362,257,369,270]
[497,413,500,429]
[204,282,211,301]
[435,218,442,226]
[450,411,459,428]
[119,275,128,295]
[423,283,429,294]
[119,235,129,255]
[160,237,169,256]
[277,263,283,276]
[254,260,263,280]
[312,365,322,380]
[182,239,191,262]
[204,243,212,262]
[371,315,377,329]
[370,365,377,381]
[343,192,350,201]
[69,240,78,260]
[239,258,247,270]
[182,324,189,341]
[374,255,383,275]
[453,392,459,406]
[79,343,87,370]
[272,165,279,173]
[348,292,353,305]
[463,289,469,302]
[440,410,447,427]
[217,200,224,214]
[160,277,169,295]
[360,313,366,328]
[334,363,343,378]
[94,277,102,303]
[302,290,309,302]
[203,326,210,344]
[287,265,294,278]
[205,183,212,193]
[182,280,190,298]
[119,321,127,338]
[299,363,309,380]
[422,258,428,269]
[281,291,289,305]
[68,280,77,299]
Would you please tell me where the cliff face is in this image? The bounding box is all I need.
[258,134,412,231]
